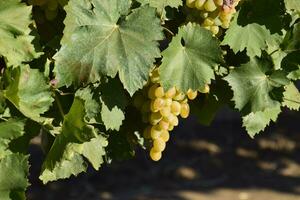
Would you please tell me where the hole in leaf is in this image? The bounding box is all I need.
[181,38,185,46]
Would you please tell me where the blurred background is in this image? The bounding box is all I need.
[27,108,300,200]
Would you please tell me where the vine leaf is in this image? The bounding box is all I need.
[222,14,272,57]
[242,104,281,138]
[99,78,128,131]
[136,0,182,20]
[4,65,54,122]
[0,119,26,159]
[75,87,101,122]
[159,23,223,92]
[0,154,29,200]
[281,51,300,80]
[224,57,289,113]
[81,135,108,170]
[54,0,163,95]
[40,98,107,184]
[0,119,25,142]
[285,0,300,12]
[282,83,300,111]
[0,0,40,66]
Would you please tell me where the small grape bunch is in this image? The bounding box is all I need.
[186,0,240,35]
[133,68,210,161]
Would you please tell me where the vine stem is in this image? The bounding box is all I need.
[55,93,65,119]
[163,27,175,36]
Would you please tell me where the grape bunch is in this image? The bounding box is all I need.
[28,0,68,21]
[133,68,210,161]
[186,0,240,35]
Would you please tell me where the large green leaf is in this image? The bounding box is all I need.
[224,57,289,113]
[222,14,272,57]
[0,0,40,66]
[243,104,281,138]
[159,23,223,92]
[0,154,29,200]
[4,65,54,122]
[54,0,163,95]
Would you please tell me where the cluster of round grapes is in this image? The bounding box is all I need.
[28,0,68,21]
[133,68,210,161]
[186,0,240,35]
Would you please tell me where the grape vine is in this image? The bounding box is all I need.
[0,0,299,199]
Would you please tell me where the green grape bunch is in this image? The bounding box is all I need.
[133,68,210,161]
[186,0,240,35]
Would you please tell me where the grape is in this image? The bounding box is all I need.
[165,87,176,98]
[186,0,196,8]
[204,0,217,12]
[173,91,186,101]
[186,89,198,100]
[161,130,170,142]
[150,68,160,83]
[150,148,162,161]
[169,114,179,126]
[200,11,209,19]
[150,98,165,112]
[150,112,162,125]
[195,0,206,10]
[171,101,181,116]
[148,84,158,99]
[150,125,162,139]
[160,106,171,117]
[210,25,220,35]
[154,86,164,98]
[180,103,190,118]
[168,125,174,131]
[153,138,166,152]
[214,0,223,6]
[199,84,210,93]
[164,98,172,107]
[203,17,215,26]
[159,120,169,130]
